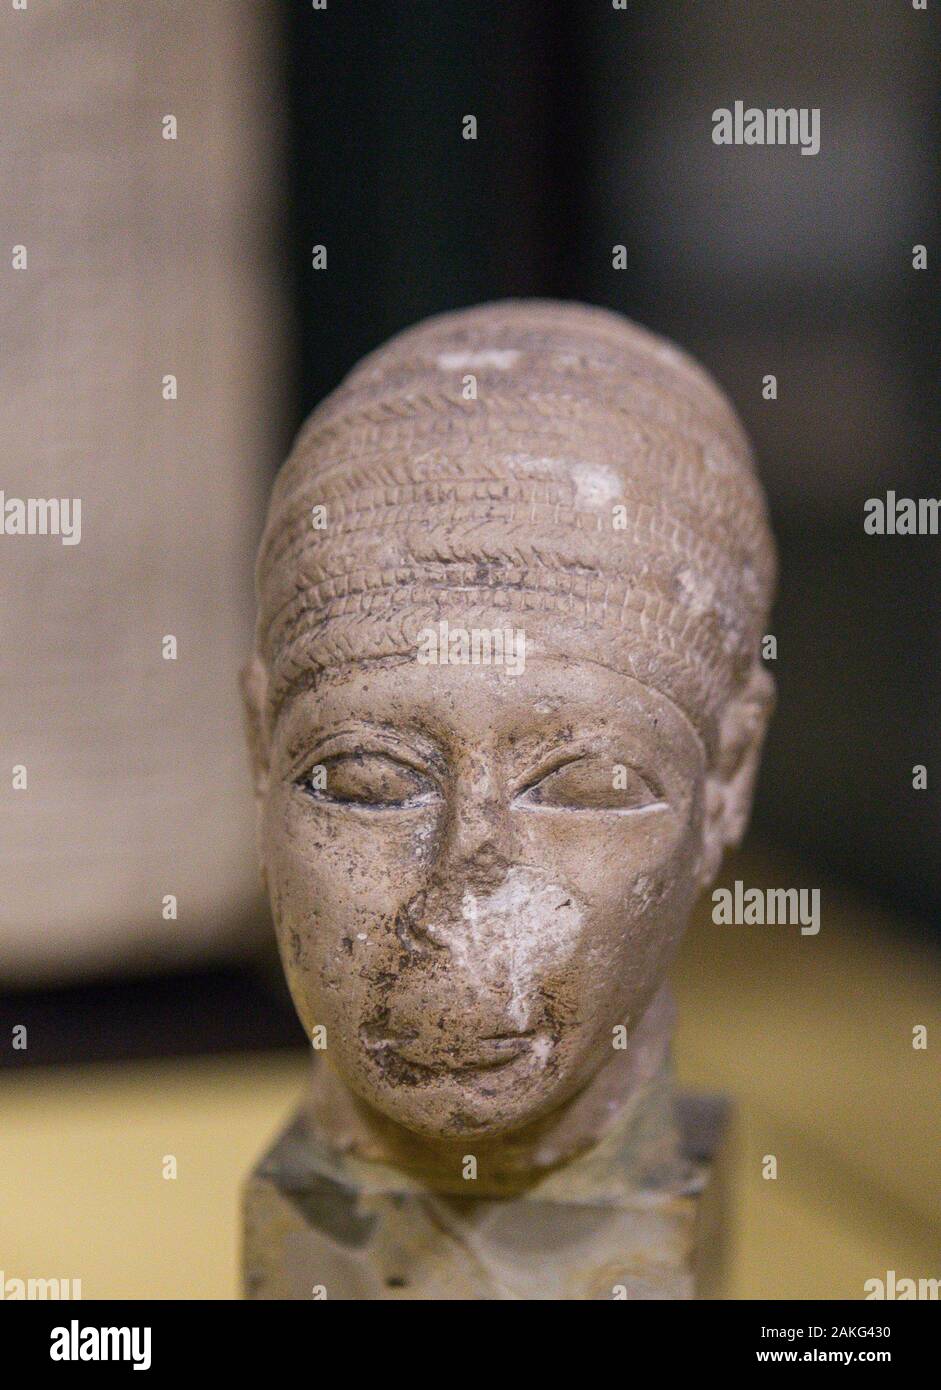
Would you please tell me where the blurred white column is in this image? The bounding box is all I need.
[0,0,287,982]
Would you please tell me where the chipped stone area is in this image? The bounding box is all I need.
[454,868,584,1031]
[435,348,521,371]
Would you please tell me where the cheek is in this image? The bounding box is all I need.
[261,784,438,1016]
[514,791,704,913]
[513,795,704,1013]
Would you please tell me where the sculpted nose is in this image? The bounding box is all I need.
[394,764,516,954]
[437,764,515,892]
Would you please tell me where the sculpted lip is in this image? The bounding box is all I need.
[362,1028,538,1074]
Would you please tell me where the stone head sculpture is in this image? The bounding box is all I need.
[243,300,775,1188]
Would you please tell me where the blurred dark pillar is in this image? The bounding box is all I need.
[287,0,600,415]
[285,0,941,932]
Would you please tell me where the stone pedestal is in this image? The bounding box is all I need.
[243,1091,730,1301]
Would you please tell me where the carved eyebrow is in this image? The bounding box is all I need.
[285,719,447,779]
[515,751,586,795]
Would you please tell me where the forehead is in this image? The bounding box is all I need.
[273,655,705,767]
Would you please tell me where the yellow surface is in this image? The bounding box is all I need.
[2,846,939,1299]
[675,846,941,1299]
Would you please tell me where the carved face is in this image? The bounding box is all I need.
[246,303,776,1152]
[257,654,709,1140]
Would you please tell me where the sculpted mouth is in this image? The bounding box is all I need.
[359,1026,539,1075]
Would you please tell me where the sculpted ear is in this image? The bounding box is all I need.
[240,654,270,800]
[700,662,775,887]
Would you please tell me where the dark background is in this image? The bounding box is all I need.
[289,0,941,934]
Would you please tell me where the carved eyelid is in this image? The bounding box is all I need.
[514,753,586,797]
[296,747,665,809]
[515,755,666,807]
[296,744,436,780]
[298,750,439,808]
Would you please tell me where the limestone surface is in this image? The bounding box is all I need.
[242,300,775,1197]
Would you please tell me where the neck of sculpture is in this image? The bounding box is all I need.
[307,984,679,1197]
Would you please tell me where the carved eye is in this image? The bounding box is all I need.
[299,753,436,809]
[517,758,663,811]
